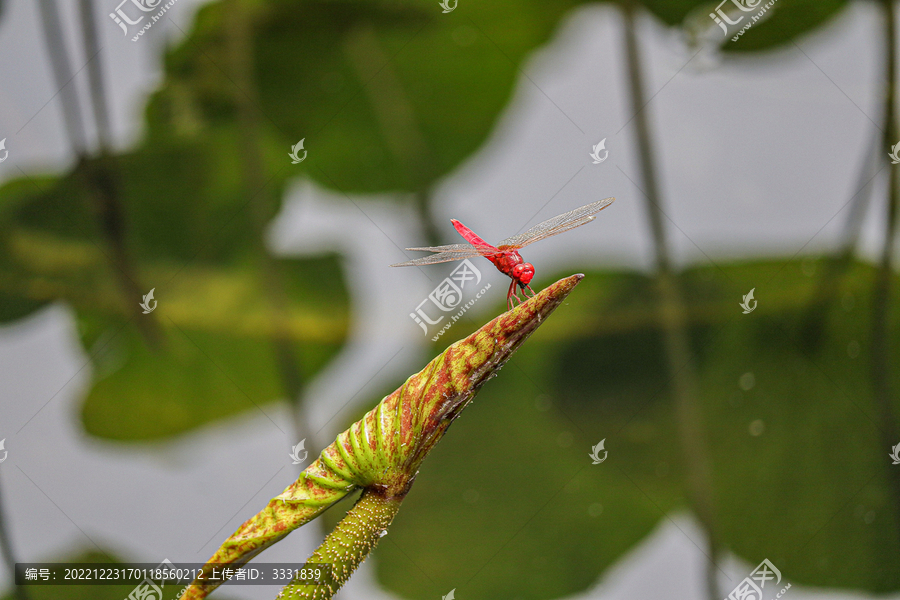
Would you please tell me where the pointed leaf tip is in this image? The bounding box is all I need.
[178,275,583,600]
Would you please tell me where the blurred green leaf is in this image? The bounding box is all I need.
[0,149,349,440]
[721,0,849,52]
[151,0,591,194]
[661,0,851,53]
[374,258,900,599]
[1,0,611,442]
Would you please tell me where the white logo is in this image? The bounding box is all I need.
[890,443,900,465]
[725,558,786,600]
[709,0,760,35]
[139,288,157,314]
[589,138,608,164]
[0,439,7,464]
[713,0,779,42]
[0,138,8,163]
[438,0,457,13]
[740,288,757,314]
[125,559,177,600]
[890,142,900,165]
[289,139,307,164]
[290,439,308,464]
[109,0,162,35]
[410,259,488,339]
[589,439,607,464]
[442,589,456,600]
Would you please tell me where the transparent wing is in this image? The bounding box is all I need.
[497,197,614,250]
[403,243,478,253]
[390,247,486,267]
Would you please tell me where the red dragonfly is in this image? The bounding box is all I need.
[391,197,615,309]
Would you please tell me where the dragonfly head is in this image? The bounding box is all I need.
[512,263,535,285]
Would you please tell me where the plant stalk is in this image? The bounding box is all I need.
[872,0,900,552]
[225,0,312,447]
[279,490,403,599]
[39,0,163,346]
[799,109,883,349]
[77,0,112,148]
[36,0,87,153]
[620,4,721,598]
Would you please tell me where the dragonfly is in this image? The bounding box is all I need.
[391,197,615,309]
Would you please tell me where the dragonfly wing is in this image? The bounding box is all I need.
[497,197,614,250]
[404,243,479,252]
[500,214,599,249]
[390,248,485,267]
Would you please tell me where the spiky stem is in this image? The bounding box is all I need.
[278,490,403,599]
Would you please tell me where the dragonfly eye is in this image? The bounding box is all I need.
[513,263,535,284]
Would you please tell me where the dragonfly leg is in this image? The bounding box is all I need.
[523,283,536,298]
[507,279,524,310]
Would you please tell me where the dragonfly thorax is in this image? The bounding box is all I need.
[489,251,535,285]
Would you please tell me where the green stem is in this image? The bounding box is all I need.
[40,0,162,347]
[620,4,721,598]
[798,99,882,350]
[872,0,900,552]
[80,156,165,348]
[225,0,309,443]
[78,0,112,148]
[279,490,403,600]
[36,0,87,153]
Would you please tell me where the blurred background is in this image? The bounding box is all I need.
[1,0,900,598]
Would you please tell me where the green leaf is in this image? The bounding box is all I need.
[721,0,849,52]
[655,0,850,53]
[149,0,591,195]
[0,154,350,440]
